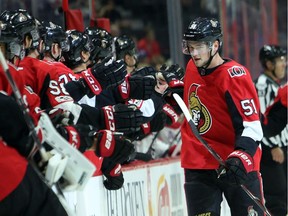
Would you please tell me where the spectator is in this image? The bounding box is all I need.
[98,0,122,24]
[137,26,161,64]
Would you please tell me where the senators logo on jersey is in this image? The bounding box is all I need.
[188,83,211,134]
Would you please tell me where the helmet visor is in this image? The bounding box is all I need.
[182,40,211,55]
[59,38,70,52]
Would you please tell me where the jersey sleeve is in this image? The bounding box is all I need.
[43,69,74,108]
[224,64,263,155]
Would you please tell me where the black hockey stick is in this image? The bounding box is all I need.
[173,93,272,216]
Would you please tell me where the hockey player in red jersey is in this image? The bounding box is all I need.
[1,9,138,191]
[0,16,70,215]
[4,9,143,135]
[181,17,264,216]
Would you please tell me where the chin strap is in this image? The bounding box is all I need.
[199,44,220,73]
[50,50,62,62]
[197,41,222,74]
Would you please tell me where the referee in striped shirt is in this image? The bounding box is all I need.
[254,44,287,216]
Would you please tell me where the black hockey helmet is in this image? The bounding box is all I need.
[0,20,25,60]
[35,19,46,39]
[9,9,40,50]
[84,27,113,59]
[183,17,222,55]
[63,30,94,69]
[0,21,21,42]
[114,34,136,60]
[44,23,69,52]
[0,10,13,22]
[259,45,287,67]
[0,10,22,43]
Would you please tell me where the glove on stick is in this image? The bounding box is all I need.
[219,150,254,185]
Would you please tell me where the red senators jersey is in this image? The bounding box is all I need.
[23,86,41,124]
[20,57,74,109]
[0,62,40,124]
[41,60,103,172]
[43,60,79,84]
[0,140,27,201]
[181,59,263,170]
[0,61,25,95]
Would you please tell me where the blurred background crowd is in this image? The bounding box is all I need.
[1,0,287,80]
[0,1,286,215]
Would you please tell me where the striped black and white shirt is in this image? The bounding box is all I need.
[254,74,288,147]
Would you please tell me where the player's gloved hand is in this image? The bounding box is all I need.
[126,111,166,140]
[101,158,124,190]
[69,58,126,98]
[101,103,144,132]
[131,66,157,77]
[218,150,254,185]
[164,95,183,115]
[91,57,127,90]
[64,79,93,101]
[156,64,184,96]
[149,111,167,132]
[46,108,75,127]
[94,130,135,164]
[117,75,156,100]
[162,103,179,126]
[57,124,97,152]
[160,64,185,80]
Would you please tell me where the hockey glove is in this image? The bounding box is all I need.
[131,66,157,77]
[94,130,135,164]
[159,64,185,80]
[101,103,144,132]
[64,79,93,101]
[157,64,184,96]
[102,158,124,190]
[164,95,183,115]
[57,124,97,152]
[126,111,166,140]
[91,58,127,90]
[162,103,179,126]
[219,150,254,185]
[117,75,156,100]
[47,108,74,127]
[80,69,103,96]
